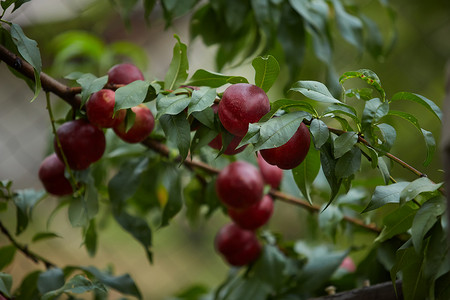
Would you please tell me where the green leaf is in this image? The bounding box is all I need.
[31,232,61,243]
[68,173,98,228]
[339,69,386,101]
[164,34,189,90]
[41,275,107,300]
[362,98,389,130]
[375,123,396,152]
[0,245,16,270]
[13,189,45,235]
[323,103,360,126]
[14,270,41,299]
[84,219,97,257]
[10,23,42,102]
[375,202,418,242]
[309,118,329,149]
[292,142,320,204]
[252,55,280,92]
[290,80,340,103]
[114,80,152,111]
[76,74,108,106]
[320,141,342,203]
[333,131,358,158]
[362,181,409,213]
[377,156,391,184]
[318,204,344,240]
[391,91,442,121]
[252,244,288,291]
[217,275,272,300]
[37,268,65,294]
[75,265,142,299]
[411,196,446,252]
[254,111,310,151]
[400,177,443,204]
[335,146,361,178]
[187,69,248,87]
[187,87,216,115]
[261,99,317,123]
[160,166,183,227]
[114,211,153,264]
[192,106,215,129]
[332,0,363,51]
[159,113,191,162]
[0,272,12,298]
[156,94,190,118]
[421,128,436,166]
[361,14,384,59]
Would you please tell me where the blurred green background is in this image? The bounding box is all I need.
[0,0,449,298]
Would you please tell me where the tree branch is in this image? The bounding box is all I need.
[0,220,55,269]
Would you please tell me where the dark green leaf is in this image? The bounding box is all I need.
[320,141,342,202]
[254,111,310,151]
[161,166,183,227]
[292,142,320,204]
[10,23,42,102]
[411,196,446,252]
[31,232,61,243]
[309,118,329,149]
[362,98,389,130]
[159,113,191,162]
[333,131,358,158]
[41,275,107,300]
[375,123,396,152]
[161,0,198,26]
[400,177,443,203]
[14,270,41,300]
[323,103,360,125]
[156,94,190,118]
[192,106,215,129]
[0,273,12,298]
[345,87,373,100]
[339,69,385,101]
[217,275,271,300]
[335,146,361,178]
[252,55,280,92]
[114,211,153,264]
[421,128,436,166]
[375,202,417,243]
[114,80,151,111]
[13,189,45,235]
[144,0,157,20]
[164,34,189,90]
[318,204,344,240]
[391,92,442,121]
[1,0,16,11]
[362,181,409,213]
[290,80,340,103]
[188,87,216,115]
[0,245,16,270]
[252,244,288,291]
[37,268,65,294]
[76,74,108,106]
[377,156,391,184]
[332,0,363,51]
[361,14,384,59]
[187,69,248,88]
[261,99,317,124]
[84,219,97,257]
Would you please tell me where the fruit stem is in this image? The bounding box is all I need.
[45,92,79,193]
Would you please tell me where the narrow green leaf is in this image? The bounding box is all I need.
[391,92,442,121]
[375,202,417,242]
[41,275,107,300]
[255,111,310,151]
[332,0,363,51]
[164,34,189,90]
[292,142,320,204]
[309,118,329,149]
[411,196,446,252]
[84,219,97,257]
[161,166,183,227]
[362,181,409,213]
[333,131,358,158]
[192,106,215,129]
[160,113,191,161]
[375,123,396,152]
[239,122,262,148]
[261,99,317,124]
[10,23,42,102]
[252,244,288,291]
[156,94,190,118]
[335,146,361,179]
[421,128,436,166]
[400,177,443,203]
[320,141,342,203]
[339,69,386,101]
[13,189,45,235]
[377,156,391,185]
[252,55,280,92]
[31,232,61,243]
[0,273,12,298]
[323,103,360,125]
[114,80,151,112]
[187,69,248,87]
[187,87,216,115]
[290,80,340,103]
[14,270,41,299]
[0,245,16,270]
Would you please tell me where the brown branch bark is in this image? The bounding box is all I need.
[309,280,403,300]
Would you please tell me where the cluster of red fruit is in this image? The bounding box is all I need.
[214,155,283,266]
[39,64,155,196]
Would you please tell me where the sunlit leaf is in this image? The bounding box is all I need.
[164,34,189,90]
[252,55,280,92]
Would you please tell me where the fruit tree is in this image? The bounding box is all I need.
[0,1,449,299]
